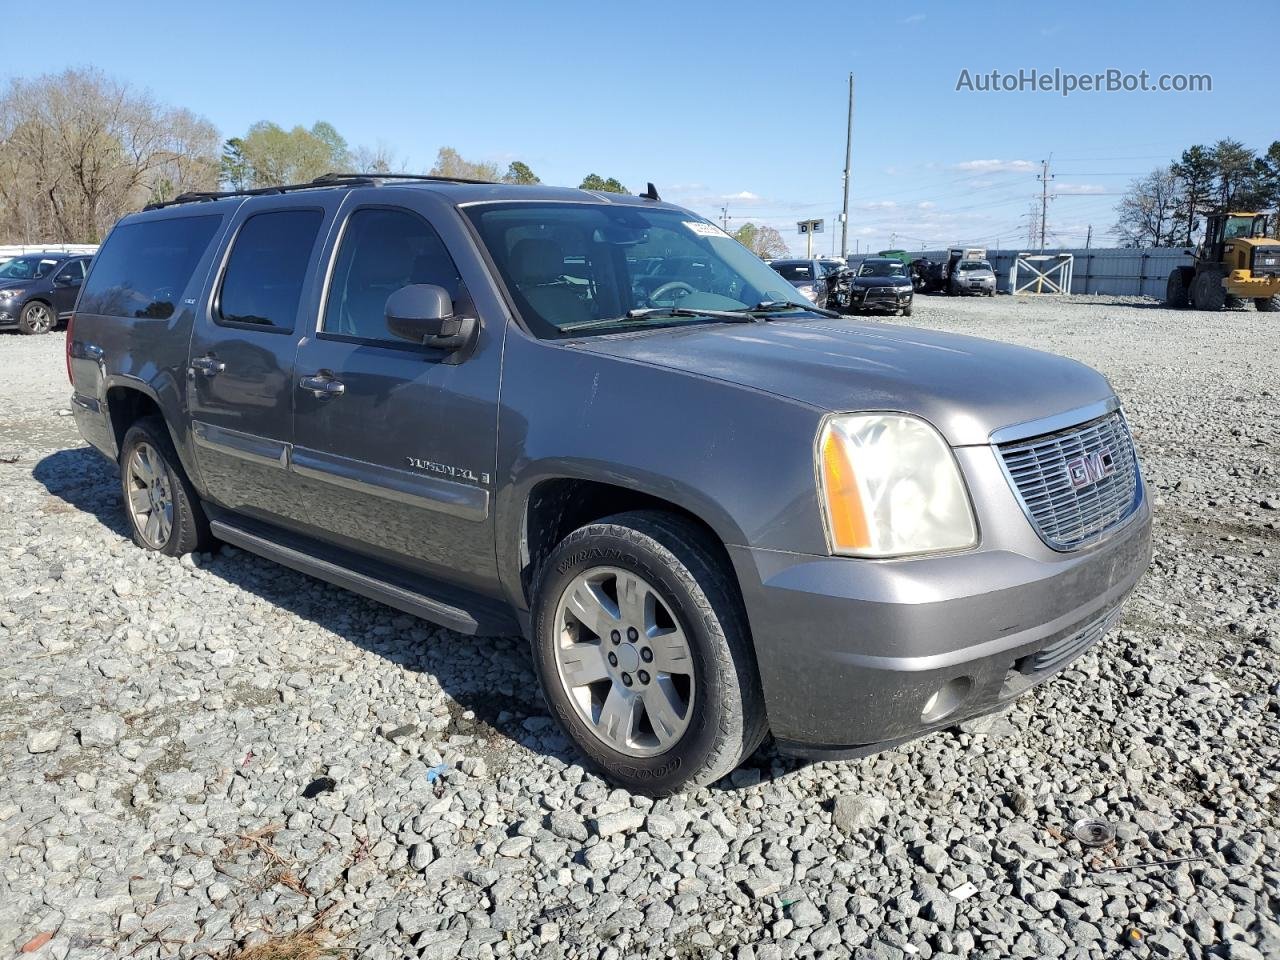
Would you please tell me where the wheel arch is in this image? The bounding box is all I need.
[515,475,742,612]
[101,380,203,491]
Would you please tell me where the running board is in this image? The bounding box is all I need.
[210,518,496,635]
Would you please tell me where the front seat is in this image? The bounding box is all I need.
[509,238,591,328]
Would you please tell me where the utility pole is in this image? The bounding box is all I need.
[840,73,854,259]
[720,206,730,233]
[1085,224,1092,249]
[1036,157,1054,252]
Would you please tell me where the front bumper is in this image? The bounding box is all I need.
[846,287,913,313]
[728,488,1152,756]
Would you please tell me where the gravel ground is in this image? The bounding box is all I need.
[1,295,1277,960]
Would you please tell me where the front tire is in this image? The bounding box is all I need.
[119,417,212,556]
[1191,271,1226,311]
[531,511,766,794]
[18,301,55,335]
[1256,296,1279,312]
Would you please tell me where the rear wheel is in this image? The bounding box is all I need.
[1165,268,1191,308]
[119,417,212,556]
[531,511,766,794]
[18,301,55,335]
[1256,296,1279,312]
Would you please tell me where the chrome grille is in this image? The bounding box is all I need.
[997,411,1139,549]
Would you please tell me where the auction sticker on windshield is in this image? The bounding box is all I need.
[683,221,728,239]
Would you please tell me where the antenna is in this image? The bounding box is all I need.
[640,182,661,201]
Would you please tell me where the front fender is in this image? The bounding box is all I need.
[493,330,829,612]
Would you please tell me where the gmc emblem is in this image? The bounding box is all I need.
[1066,450,1116,488]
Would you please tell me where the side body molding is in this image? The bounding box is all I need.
[191,419,488,521]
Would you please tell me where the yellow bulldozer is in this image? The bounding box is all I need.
[1166,211,1280,311]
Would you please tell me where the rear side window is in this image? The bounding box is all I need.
[78,215,221,319]
[216,209,323,331]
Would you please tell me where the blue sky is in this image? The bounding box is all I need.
[13,0,1272,256]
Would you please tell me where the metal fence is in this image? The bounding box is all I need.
[849,247,1194,298]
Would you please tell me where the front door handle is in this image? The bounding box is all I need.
[299,374,345,399]
[190,355,225,377]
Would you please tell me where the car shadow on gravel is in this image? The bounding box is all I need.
[34,445,792,791]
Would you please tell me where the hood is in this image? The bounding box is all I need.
[572,318,1114,446]
[850,275,909,287]
[0,280,30,292]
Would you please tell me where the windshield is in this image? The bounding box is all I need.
[465,203,813,337]
[0,256,58,280]
[1223,215,1257,239]
[771,262,814,282]
[857,261,907,278]
[958,261,992,272]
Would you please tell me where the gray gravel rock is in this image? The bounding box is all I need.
[1,299,1277,958]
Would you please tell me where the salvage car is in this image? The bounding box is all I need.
[0,252,91,334]
[843,256,914,315]
[767,257,846,310]
[951,259,997,297]
[68,174,1151,794]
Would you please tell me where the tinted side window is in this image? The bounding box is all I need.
[322,208,464,342]
[79,215,221,319]
[56,260,86,282]
[217,209,323,330]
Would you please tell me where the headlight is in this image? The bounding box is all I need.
[0,288,23,299]
[817,413,977,557]
[894,284,913,293]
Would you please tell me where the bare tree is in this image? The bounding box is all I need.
[1113,167,1182,248]
[0,68,218,242]
[430,147,500,182]
[733,222,789,258]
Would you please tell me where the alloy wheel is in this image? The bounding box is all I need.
[125,441,174,549]
[552,566,696,757]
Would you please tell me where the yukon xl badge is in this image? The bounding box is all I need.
[405,456,490,486]
[1066,449,1116,489]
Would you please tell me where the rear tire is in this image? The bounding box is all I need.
[1165,268,1191,308]
[18,300,55,335]
[1256,296,1279,312]
[531,510,766,795]
[119,416,212,556]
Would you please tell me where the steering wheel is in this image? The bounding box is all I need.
[649,281,696,304]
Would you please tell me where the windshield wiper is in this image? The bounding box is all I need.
[624,306,765,323]
[747,300,842,319]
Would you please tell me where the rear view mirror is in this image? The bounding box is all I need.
[385,284,477,361]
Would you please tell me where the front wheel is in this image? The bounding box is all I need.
[119,417,212,556]
[901,304,913,316]
[531,511,766,794]
[1257,296,1279,312]
[18,301,55,335]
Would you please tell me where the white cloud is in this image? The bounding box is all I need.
[863,200,898,210]
[724,190,762,201]
[1053,183,1106,195]
[901,12,925,23]
[917,201,935,209]
[954,159,1037,173]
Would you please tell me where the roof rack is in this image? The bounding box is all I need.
[142,171,499,211]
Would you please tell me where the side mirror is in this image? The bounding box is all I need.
[53,274,76,287]
[385,284,477,360]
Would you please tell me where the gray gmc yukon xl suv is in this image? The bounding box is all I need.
[68,174,1151,794]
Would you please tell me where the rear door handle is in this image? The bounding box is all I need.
[190,355,225,377]
[299,374,345,399]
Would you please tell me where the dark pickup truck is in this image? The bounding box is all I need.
[69,174,1151,794]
